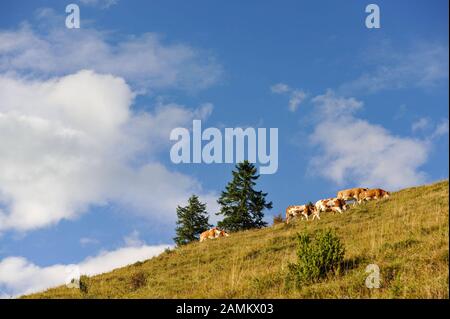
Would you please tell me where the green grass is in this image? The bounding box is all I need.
[25,180,449,299]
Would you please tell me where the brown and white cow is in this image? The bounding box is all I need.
[315,198,348,214]
[199,227,229,242]
[359,188,390,202]
[337,187,368,205]
[286,203,318,223]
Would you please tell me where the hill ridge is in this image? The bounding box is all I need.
[26,180,449,299]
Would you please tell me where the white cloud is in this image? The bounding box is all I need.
[288,90,307,112]
[0,243,171,298]
[80,237,99,246]
[123,230,145,247]
[271,83,307,112]
[412,117,431,132]
[411,117,449,140]
[0,24,222,92]
[308,91,429,190]
[340,42,449,94]
[431,118,449,139]
[80,0,119,9]
[311,89,363,117]
[0,70,217,232]
[270,83,290,94]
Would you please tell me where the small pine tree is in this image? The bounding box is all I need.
[217,160,272,232]
[174,195,211,246]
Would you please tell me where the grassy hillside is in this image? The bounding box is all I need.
[26,180,449,299]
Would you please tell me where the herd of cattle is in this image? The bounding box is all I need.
[199,187,390,242]
[286,187,391,224]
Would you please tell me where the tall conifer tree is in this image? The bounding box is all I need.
[217,161,272,232]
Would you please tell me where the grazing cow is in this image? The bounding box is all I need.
[199,227,229,242]
[315,198,348,214]
[286,204,318,223]
[337,187,368,205]
[314,199,331,213]
[360,188,390,202]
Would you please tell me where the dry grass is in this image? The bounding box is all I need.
[25,180,449,299]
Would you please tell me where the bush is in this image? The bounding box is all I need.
[289,229,345,286]
[79,275,90,294]
[130,271,148,291]
[273,214,284,225]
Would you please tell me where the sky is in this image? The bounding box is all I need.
[0,0,448,297]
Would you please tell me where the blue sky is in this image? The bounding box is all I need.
[0,0,448,296]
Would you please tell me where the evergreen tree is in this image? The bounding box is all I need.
[217,161,272,232]
[174,195,211,246]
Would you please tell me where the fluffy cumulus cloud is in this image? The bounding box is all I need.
[308,91,430,190]
[0,70,217,232]
[0,23,222,92]
[271,83,307,112]
[0,236,171,297]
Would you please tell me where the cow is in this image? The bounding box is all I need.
[359,188,390,202]
[337,187,368,205]
[286,203,319,223]
[199,227,229,242]
[315,198,332,213]
[315,198,348,214]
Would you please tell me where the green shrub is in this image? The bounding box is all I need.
[289,229,345,286]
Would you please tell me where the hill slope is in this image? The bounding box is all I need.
[26,181,449,298]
